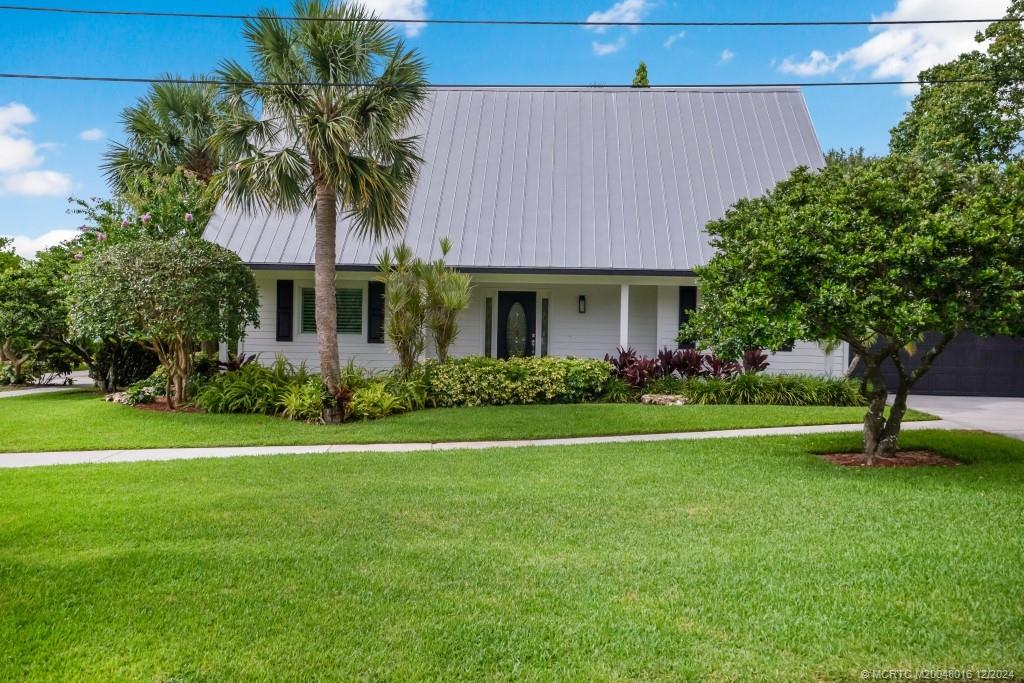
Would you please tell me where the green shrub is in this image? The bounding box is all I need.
[193,363,291,414]
[426,356,611,407]
[277,378,328,423]
[600,377,633,403]
[350,382,406,420]
[679,374,864,406]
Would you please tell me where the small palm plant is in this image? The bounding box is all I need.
[377,244,425,376]
[422,238,472,362]
[214,0,428,396]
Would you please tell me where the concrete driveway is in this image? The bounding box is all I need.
[906,395,1024,440]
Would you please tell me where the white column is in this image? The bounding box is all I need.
[619,284,630,349]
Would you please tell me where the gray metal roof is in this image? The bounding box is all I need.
[205,86,823,273]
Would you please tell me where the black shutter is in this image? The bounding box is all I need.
[678,286,698,349]
[276,280,294,342]
[367,281,385,344]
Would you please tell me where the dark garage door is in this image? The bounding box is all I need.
[852,332,1024,397]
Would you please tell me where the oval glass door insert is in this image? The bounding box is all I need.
[506,302,528,357]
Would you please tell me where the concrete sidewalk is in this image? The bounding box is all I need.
[0,419,957,469]
[0,372,93,399]
[906,396,1024,441]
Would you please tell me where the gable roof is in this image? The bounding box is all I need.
[205,86,823,274]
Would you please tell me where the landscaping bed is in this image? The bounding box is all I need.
[1,429,1020,680]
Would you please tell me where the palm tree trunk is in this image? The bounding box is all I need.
[314,183,341,394]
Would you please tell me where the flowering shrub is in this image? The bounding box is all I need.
[426,356,612,407]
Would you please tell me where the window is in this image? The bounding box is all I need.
[678,285,698,349]
[484,297,493,357]
[300,287,362,335]
[367,281,385,344]
[541,298,549,357]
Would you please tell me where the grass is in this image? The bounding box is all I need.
[0,390,933,453]
[1,429,1021,680]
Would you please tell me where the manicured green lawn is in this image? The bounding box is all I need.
[1,430,1021,680]
[0,389,933,453]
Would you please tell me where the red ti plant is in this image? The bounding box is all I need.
[741,348,770,373]
[705,354,741,379]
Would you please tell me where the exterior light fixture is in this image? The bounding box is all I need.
[578,295,586,314]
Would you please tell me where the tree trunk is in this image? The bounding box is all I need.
[861,360,894,465]
[314,184,341,395]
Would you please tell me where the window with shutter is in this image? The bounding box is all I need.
[367,281,385,343]
[300,287,363,335]
[678,286,698,349]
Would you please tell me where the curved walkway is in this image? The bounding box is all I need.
[0,419,957,469]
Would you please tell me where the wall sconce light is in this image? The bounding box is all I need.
[578,295,586,314]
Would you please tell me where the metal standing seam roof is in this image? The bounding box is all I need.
[204,86,824,273]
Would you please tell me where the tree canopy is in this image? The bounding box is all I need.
[102,80,230,193]
[632,62,650,88]
[68,237,259,406]
[685,152,1024,461]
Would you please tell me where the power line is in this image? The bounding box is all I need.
[0,72,1020,89]
[0,3,1015,27]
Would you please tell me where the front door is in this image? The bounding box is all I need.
[497,291,537,359]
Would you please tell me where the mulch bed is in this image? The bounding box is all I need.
[818,450,961,468]
[134,398,201,414]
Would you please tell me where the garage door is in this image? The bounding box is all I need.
[851,332,1024,397]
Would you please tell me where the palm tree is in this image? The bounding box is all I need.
[103,80,228,193]
[214,0,428,396]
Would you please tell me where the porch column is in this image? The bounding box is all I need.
[619,284,630,349]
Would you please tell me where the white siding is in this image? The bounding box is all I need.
[241,270,845,375]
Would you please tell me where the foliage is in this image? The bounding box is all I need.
[193,363,292,415]
[69,169,217,249]
[378,244,426,374]
[426,356,611,407]
[214,0,429,395]
[679,374,865,407]
[277,378,329,423]
[350,382,406,420]
[0,257,75,384]
[684,151,1024,460]
[92,340,161,390]
[421,238,472,363]
[607,346,756,391]
[599,377,633,404]
[102,80,230,193]
[890,1,1024,167]
[0,237,19,273]
[68,236,260,407]
[632,61,650,88]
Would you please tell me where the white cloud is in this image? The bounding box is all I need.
[0,102,42,173]
[3,229,77,258]
[592,36,627,56]
[584,0,653,56]
[663,30,686,48]
[2,171,72,196]
[777,0,1009,93]
[358,0,428,37]
[779,49,842,76]
[79,128,104,141]
[720,48,735,63]
[585,0,652,33]
[0,102,72,195]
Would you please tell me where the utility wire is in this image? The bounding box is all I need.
[0,3,1015,27]
[0,72,1020,89]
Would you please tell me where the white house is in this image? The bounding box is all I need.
[205,86,847,375]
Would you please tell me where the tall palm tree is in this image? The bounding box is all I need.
[103,80,228,193]
[214,1,427,395]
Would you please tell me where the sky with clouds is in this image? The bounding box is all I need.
[0,0,1010,256]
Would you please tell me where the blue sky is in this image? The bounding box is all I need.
[0,0,1008,254]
